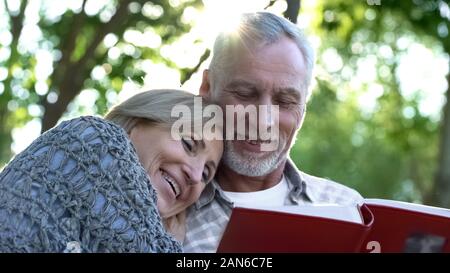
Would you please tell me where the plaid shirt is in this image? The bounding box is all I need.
[183,159,364,253]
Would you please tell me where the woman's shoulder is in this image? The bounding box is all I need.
[56,115,125,138]
[46,116,129,148]
[15,115,136,168]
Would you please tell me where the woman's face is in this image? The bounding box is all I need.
[129,122,223,218]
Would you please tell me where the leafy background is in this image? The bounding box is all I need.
[0,0,449,208]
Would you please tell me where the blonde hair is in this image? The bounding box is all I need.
[104,89,209,133]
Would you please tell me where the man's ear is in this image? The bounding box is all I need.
[199,69,211,99]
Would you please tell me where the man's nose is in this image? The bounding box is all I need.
[259,106,276,131]
[257,98,277,136]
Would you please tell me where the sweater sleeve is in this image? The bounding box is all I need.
[0,116,182,253]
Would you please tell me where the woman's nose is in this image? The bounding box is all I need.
[182,162,204,185]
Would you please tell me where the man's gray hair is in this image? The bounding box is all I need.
[209,11,315,99]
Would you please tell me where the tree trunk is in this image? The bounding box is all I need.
[434,63,450,208]
[41,70,87,132]
[40,0,133,133]
[284,0,301,23]
[0,109,13,166]
[0,0,27,165]
[434,67,450,208]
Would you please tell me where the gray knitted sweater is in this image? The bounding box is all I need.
[0,116,182,253]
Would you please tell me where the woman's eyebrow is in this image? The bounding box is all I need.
[196,139,206,149]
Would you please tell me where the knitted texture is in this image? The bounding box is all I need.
[0,116,182,253]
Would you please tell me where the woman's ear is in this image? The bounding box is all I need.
[199,69,211,99]
[125,118,141,136]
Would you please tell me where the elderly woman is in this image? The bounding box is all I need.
[0,89,223,253]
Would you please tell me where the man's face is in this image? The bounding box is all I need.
[203,36,307,177]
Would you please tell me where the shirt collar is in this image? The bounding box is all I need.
[195,179,219,209]
[194,157,318,210]
[283,159,319,203]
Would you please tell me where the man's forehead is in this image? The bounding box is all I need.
[228,74,303,91]
[218,53,306,88]
[232,37,305,69]
[225,79,301,92]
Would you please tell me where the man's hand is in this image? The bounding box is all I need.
[163,211,186,243]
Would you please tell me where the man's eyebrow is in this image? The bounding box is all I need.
[276,87,302,102]
[224,80,259,91]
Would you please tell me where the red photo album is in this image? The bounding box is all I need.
[216,199,450,253]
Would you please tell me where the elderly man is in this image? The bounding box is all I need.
[183,12,363,253]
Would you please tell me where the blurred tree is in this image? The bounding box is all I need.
[0,0,202,165]
[284,0,300,23]
[375,0,450,209]
[291,0,449,207]
[1,0,448,208]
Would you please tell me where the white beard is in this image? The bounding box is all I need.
[221,139,286,177]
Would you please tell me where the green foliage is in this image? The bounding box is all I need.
[289,0,449,206]
[1,0,448,207]
[0,0,202,167]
